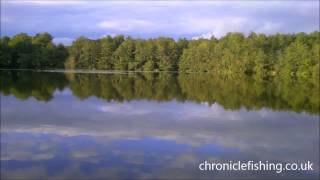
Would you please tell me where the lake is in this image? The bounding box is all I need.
[1,70,319,179]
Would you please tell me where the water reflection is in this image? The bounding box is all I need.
[1,70,319,179]
[1,70,320,114]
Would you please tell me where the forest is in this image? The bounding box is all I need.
[0,33,68,69]
[0,31,319,81]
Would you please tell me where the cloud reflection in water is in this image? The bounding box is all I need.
[1,89,319,179]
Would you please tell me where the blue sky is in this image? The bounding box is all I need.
[1,0,319,45]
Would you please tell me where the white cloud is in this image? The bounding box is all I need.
[191,19,285,39]
[180,103,243,121]
[182,17,249,38]
[99,104,151,115]
[98,19,154,31]
[256,22,282,33]
[1,1,318,41]
[191,32,214,40]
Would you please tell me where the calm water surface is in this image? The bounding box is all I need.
[1,70,319,179]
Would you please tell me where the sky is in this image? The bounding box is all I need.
[1,0,319,45]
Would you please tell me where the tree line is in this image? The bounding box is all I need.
[0,33,68,69]
[0,31,319,80]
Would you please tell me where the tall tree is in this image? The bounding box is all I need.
[113,37,135,70]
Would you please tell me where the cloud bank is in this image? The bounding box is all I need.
[1,1,319,43]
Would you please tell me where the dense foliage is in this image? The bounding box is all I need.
[0,71,319,114]
[1,32,319,81]
[0,33,68,69]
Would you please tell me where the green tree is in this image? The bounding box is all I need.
[9,33,34,68]
[0,37,12,68]
[97,35,124,70]
[113,37,135,70]
[154,38,178,71]
[279,41,311,80]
